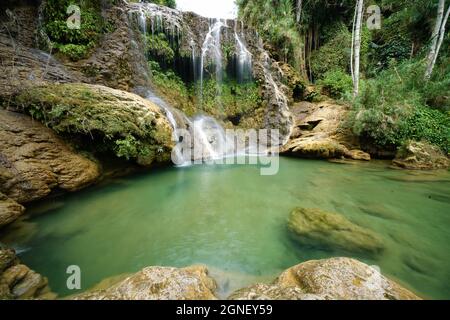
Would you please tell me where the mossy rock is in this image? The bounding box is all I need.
[10,83,174,166]
[288,208,384,254]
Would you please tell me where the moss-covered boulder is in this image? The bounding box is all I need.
[9,83,174,167]
[288,208,384,254]
[393,140,449,170]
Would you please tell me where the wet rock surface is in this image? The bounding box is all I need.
[229,258,421,300]
[288,208,384,254]
[72,265,218,300]
[0,248,55,299]
[393,140,449,170]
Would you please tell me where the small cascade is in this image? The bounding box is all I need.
[234,23,252,83]
[142,88,186,164]
[200,19,225,107]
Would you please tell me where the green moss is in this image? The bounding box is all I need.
[12,83,173,165]
[145,33,175,64]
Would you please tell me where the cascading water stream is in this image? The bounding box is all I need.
[234,23,252,83]
[199,19,225,108]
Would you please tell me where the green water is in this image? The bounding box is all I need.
[2,157,450,299]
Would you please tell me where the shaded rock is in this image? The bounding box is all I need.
[0,248,17,272]
[0,34,77,99]
[72,265,217,300]
[346,149,371,161]
[0,109,101,204]
[288,208,384,254]
[393,141,449,170]
[229,283,325,300]
[8,83,174,167]
[229,258,421,300]
[0,248,56,299]
[9,267,49,299]
[0,193,25,228]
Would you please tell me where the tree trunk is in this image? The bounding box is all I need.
[431,5,450,76]
[425,0,446,80]
[296,0,303,23]
[353,0,364,98]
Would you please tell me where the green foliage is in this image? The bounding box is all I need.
[317,69,353,99]
[138,0,176,8]
[145,33,175,63]
[310,23,370,81]
[41,0,108,61]
[237,0,303,67]
[200,79,262,119]
[115,135,151,160]
[55,43,90,61]
[348,59,450,152]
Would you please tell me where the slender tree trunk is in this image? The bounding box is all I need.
[430,5,450,76]
[352,0,364,98]
[425,0,446,80]
[296,0,303,23]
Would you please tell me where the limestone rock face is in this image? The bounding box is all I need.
[393,141,449,170]
[281,101,366,160]
[229,258,421,300]
[0,193,25,228]
[288,208,384,254]
[0,35,77,99]
[72,266,217,300]
[0,109,101,204]
[0,248,55,299]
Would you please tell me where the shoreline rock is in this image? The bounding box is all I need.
[392,140,449,170]
[0,109,101,205]
[0,248,56,300]
[229,258,421,300]
[71,265,218,300]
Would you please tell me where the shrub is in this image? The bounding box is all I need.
[41,0,107,61]
[347,59,450,153]
[317,70,353,99]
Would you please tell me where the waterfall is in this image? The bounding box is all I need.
[199,19,225,107]
[234,31,252,83]
[127,3,278,165]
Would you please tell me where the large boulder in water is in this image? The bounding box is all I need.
[393,140,449,170]
[6,83,174,167]
[0,109,101,204]
[229,258,421,300]
[287,208,384,254]
[72,265,218,300]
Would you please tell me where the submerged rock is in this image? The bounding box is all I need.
[287,208,384,254]
[230,258,421,300]
[72,265,217,300]
[393,141,449,170]
[0,109,101,204]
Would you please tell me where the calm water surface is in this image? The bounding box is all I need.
[2,157,450,298]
